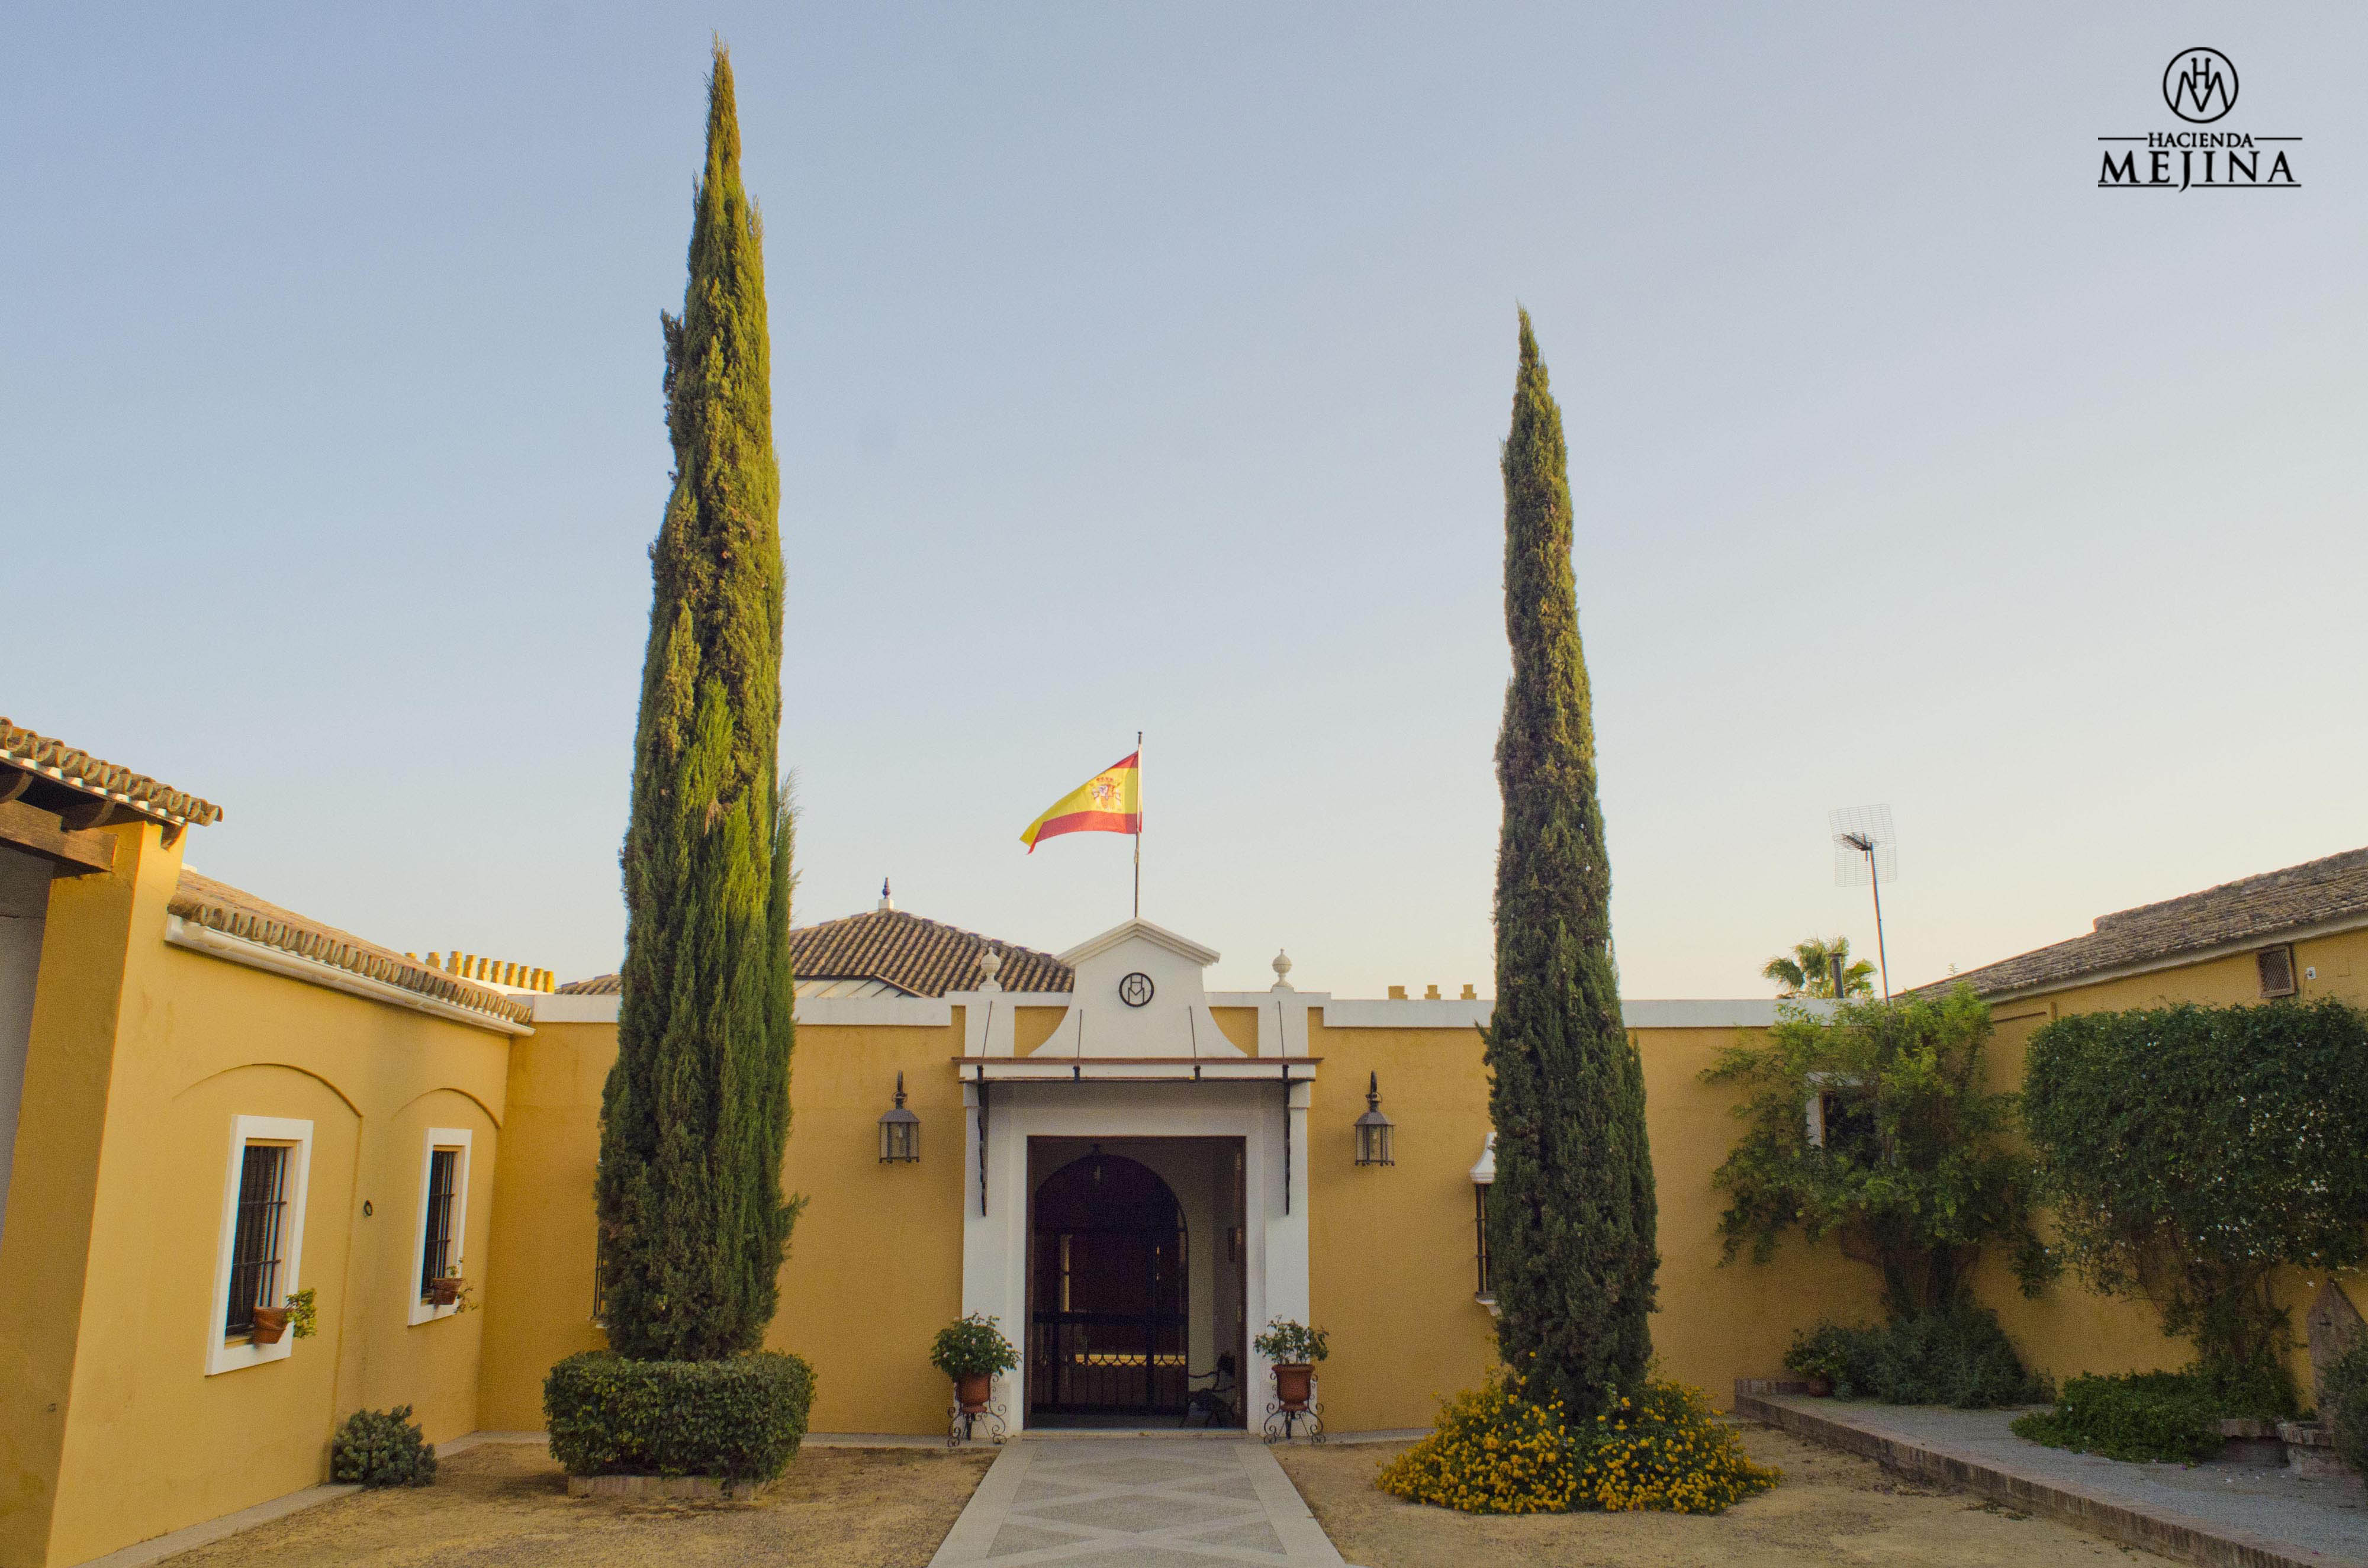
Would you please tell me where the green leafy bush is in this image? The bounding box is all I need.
[1376,1370,1780,1515]
[1254,1319,1331,1364]
[1783,1303,2047,1408]
[929,1314,1018,1380]
[331,1405,437,1487]
[2325,1340,2368,1480]
[544,1351,815,1481]
[2010,1371,2221,1463]
[2023,999,2368,1415]
[1703,988,2052,1317]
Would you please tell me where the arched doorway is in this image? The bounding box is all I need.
[1028,1150,1189,1419]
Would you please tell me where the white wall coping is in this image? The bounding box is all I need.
[532,990,1826,1032]
[168,917,533,1036]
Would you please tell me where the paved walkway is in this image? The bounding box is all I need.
[927,1435,1347,1567]
[1742,1393,2368,1567]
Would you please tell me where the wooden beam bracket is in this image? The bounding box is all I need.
[0,798,117,876]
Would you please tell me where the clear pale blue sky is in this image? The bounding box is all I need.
[7,4,2363,998]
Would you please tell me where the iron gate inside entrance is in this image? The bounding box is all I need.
[1028,1151,1188,1417]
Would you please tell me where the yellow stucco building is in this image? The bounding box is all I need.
[2,715,2360,1567]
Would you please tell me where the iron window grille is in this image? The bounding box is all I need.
[224,1142,290,1337]
[419,1148,459,1298]
[1473,1181,1492,1297]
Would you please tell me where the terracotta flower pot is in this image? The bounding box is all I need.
[249,1308,289,1345]
[1274,1363,1314,1411]
[955,1372,993,1414]
[427,1277,462,1307]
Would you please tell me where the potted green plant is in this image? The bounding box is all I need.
[931,1313,1018,1414]
[427,1268,464,1308]
[1254,1319,1330,1411]
[249,1287,317,1345]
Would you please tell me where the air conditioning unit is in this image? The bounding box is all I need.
[2256,944,2297,998]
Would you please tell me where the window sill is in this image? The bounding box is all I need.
[208,1331,294,1375]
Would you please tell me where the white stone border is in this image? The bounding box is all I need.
[405,1126,472,1326]
[205,1115,312,1376]
[959,1080,1309,1436]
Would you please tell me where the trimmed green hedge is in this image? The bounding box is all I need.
[2327,1340,2368,1480]
[1783,1302,2048,1409]
[2010,1371,2221,1463]
[545,1351,815,1481]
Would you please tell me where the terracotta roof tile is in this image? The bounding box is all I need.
[1,717,223,828]
[1916,845,2368,1000]
[171,870,532,1027]
[557,907,1072,999]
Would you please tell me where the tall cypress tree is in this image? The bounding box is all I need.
[1484,310,1658,1416]
[596,46,796,1363]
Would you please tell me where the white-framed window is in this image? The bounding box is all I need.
[407,1127,472,1325]
[206,1115,313,1375]
[1804,1073,1878,1155]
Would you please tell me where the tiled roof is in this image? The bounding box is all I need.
[1918,846,2368,1000]
[1,717,224,829]
[171,870,532,1028]
[558,907,1073,999]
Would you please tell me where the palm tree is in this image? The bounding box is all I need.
[1763,936,1876,999]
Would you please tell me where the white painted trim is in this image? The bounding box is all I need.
[1309,997,1820,1031]
[797,994,955,1028]
[205,1115,313,1376]
[532,989,1819,1034]
[530,993,621,1023]
[406,1128,472,1325]
[960,1082,1307,1436]
[538,993,975,1029]
[959,1059,1315,1083]
[1056,918,1221,969]
[167,916,532,1036]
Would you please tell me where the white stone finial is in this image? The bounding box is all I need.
[1270,949,1294,991]
[877,877,895,913]
[978,946,1003,992]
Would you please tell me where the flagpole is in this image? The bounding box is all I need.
[1132,730,1143,919]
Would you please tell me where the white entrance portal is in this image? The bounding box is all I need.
[950,920,1313,1434]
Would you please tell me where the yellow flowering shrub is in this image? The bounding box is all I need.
[1577,1380,1781,1512]
[1376,1372,1780,1516]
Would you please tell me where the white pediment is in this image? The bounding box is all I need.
[1016,919,1242,1059]
[1056,918,1221,970]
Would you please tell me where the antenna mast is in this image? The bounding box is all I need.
[1829,804,1898,1000]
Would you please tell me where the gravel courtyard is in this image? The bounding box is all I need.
[156,1442,995,1568]
[1276,1422,2174,1568]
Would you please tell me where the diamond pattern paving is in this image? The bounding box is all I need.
[927,1436,1347,1567]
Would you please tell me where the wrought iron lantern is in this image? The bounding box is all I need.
[878,1071,920,1164]
[1353,1071,1395,1167]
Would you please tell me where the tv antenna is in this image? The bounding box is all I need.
[1829,804,1897,1001]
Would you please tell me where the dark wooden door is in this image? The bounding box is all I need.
[1028,1152,1188,1416]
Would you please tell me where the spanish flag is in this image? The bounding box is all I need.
[1020,750,1141,851]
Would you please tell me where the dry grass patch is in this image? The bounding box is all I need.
[160,1441,995,1568]
[1279,1422,2170,1567]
